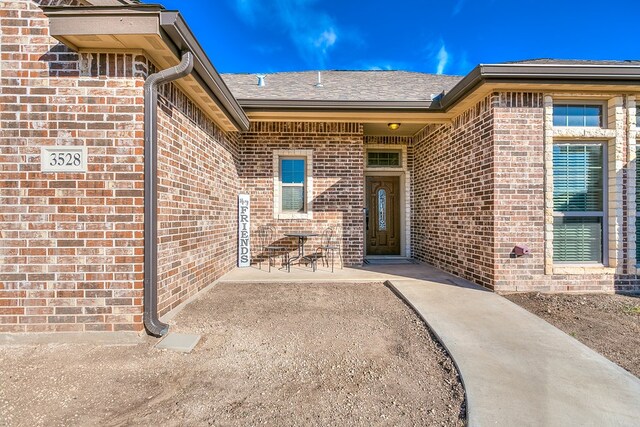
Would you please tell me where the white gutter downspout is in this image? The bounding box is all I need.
[143,52,194,337]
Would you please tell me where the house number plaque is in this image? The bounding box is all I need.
[41,146,87,172]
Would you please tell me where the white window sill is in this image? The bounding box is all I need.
[276,212,313,220]
[553,265,615,275]
[552,127,615,139]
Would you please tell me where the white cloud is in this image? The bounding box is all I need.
[230,0,340,67]
[452,0,465,16]
[423,39,452,74]
[436,44,449,74]
[315,28,337,53]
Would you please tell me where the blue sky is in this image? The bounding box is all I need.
[150,0,639,76]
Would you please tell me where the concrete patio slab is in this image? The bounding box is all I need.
[219,262,457,283]
[221,263,640,426]
[155,333,201,353]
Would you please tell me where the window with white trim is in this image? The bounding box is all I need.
[367,151,401,168]
[280,158,306,212]
[273,150,313,220]
[552,143,605,263]
[553,103,604,127]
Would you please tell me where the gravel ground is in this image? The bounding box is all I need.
[505,292,640,378]
[0,282,465,426]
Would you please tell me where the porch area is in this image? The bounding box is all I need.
[219,261,640,426]
[219,260,458,284]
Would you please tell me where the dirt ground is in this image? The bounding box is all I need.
[505,292,640,378]
[0,282,465,426]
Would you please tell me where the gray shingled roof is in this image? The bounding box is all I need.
[221,70,463,102]
[504,58,640,65]
[82,0,142,5]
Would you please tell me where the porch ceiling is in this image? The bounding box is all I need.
[42,5,250,132]
[363,123,426,136]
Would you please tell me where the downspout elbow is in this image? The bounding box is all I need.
[143,52,194,337]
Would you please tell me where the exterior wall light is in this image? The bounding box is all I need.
[388,123,401,130]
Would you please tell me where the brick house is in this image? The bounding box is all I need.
[1,0,639,335]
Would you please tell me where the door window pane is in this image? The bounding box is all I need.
[378,189,387,231]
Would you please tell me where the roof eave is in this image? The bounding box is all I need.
[159,12,250,131]
[41,5,250,132]
[440,63,640,110]
[237,99,436,112]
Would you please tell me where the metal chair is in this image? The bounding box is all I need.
[256,225,289,272]
[307,225,343,272]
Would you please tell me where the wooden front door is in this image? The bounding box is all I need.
[366,176,401,255]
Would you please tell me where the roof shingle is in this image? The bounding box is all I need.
[221,70,463,102]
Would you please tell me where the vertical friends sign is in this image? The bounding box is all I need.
[238,194,250,267]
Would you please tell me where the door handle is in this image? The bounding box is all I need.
[363,207,369,231]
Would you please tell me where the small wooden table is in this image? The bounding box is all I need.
[284,232,318,271]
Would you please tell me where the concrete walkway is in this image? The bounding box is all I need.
[386,271,640,427]
[222,263,640,426]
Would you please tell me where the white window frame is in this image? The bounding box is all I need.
[273,149,313,220]
[552,100,607,128]
[366,149,403,168]
[551,141,608,265]
[280,157,306,212]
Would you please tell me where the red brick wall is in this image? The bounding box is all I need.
[156,85,241,315]
[413,92,640,293]
[239,122,364,266]
[0,0,243,332]
[0,0,146,332]
[492,92,548,291]
[412,96,496,289]
[492,92,639,293]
